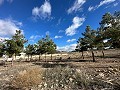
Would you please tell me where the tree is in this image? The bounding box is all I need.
[108,11,120,48]
[99,12,120,48]
[37,35,56,60]
[77,26,97,62]
[25,44,35,61]
[76,37,88,59]
[5,30,27,64]
[0,41,5,57]
[95,28,106,57]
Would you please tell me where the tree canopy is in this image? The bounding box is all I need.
[5,30,27,57]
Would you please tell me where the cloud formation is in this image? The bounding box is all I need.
[65,16,85,36]
[29,35,41,42]
[98,0,115,8]
[57,44,77,52]
[88,6,94,11]
[32,0,51,19]
[67,39,76,43]
[88,0,116,11]
[0,0,13,5]
[54,35,63,39]
[67,0,86,14]
[113,2,118,6]
[0,0,4,5]
[0,18,23,40]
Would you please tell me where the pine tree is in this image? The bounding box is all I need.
[76,26,97,62]
[76,37,88,59]
[99,11,120,48]
[25,44,35,61]
[5,30,27,65]
[37,35,56,60]
[0,41,5,57]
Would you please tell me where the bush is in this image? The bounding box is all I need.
[11,67,43,90]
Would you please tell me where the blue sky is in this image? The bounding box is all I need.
[0,0,120,51]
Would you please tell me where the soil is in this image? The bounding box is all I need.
[0,49,120,90]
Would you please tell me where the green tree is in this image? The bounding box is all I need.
[76,37,88,59]
[37,35,56,60]
[0,41,5,57]
[5,30,27,64]
[25,44,35,61]
[99,12,120,48]
[77,26,97,62]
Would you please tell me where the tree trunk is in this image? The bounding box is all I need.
[102,50,105,58]
[15,53,16,61]
[30,55,32,61]
[45,53,46,61]
[60,53,62,60]
[28,55,29,61]
[39,54,41,61]
[81,51,84,59]
[12,54,15,66]
[91,51,95,62]
[51,54,52,60]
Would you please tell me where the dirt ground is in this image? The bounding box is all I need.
[0,49,120,90]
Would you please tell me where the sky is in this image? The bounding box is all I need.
[0,0,120,51]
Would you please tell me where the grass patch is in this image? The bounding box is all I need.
[10,67,43,90]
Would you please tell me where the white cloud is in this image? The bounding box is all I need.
[67,0,86,14]
[88,6,94,11]
[32,0,51,19]
[98,0,115,8]
[30,35,41,40]
[59,30,64,33]
[45,31,50,35]
[0,0,13,5]
[113,2,118,6]
[0,18,23,40]
[88,0,116,11]
[54,35,63,39]
[57,44,77,52]
[0,0,4,5]
[67,39,76,43]
[0,37,9,42]
[65,16,85,36]
[29,35,41,42]
[7,0,13,3]
[57,18,61,25]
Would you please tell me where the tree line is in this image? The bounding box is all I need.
[0,11,120,62]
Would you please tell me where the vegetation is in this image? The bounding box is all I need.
[5,30,27,58]
[11,68,43,89]
[36,35,56,60]
[76,11,120,61]
[0,41,5,57]
[25,44,36,61]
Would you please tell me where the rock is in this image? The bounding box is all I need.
[99,73,104,78]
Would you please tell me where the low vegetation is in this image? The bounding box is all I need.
[10,67,43,90]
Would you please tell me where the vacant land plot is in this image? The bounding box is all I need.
[0,49,120,90]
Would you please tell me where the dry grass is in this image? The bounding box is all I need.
[39,66,95,90]
[11,67,43,89]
